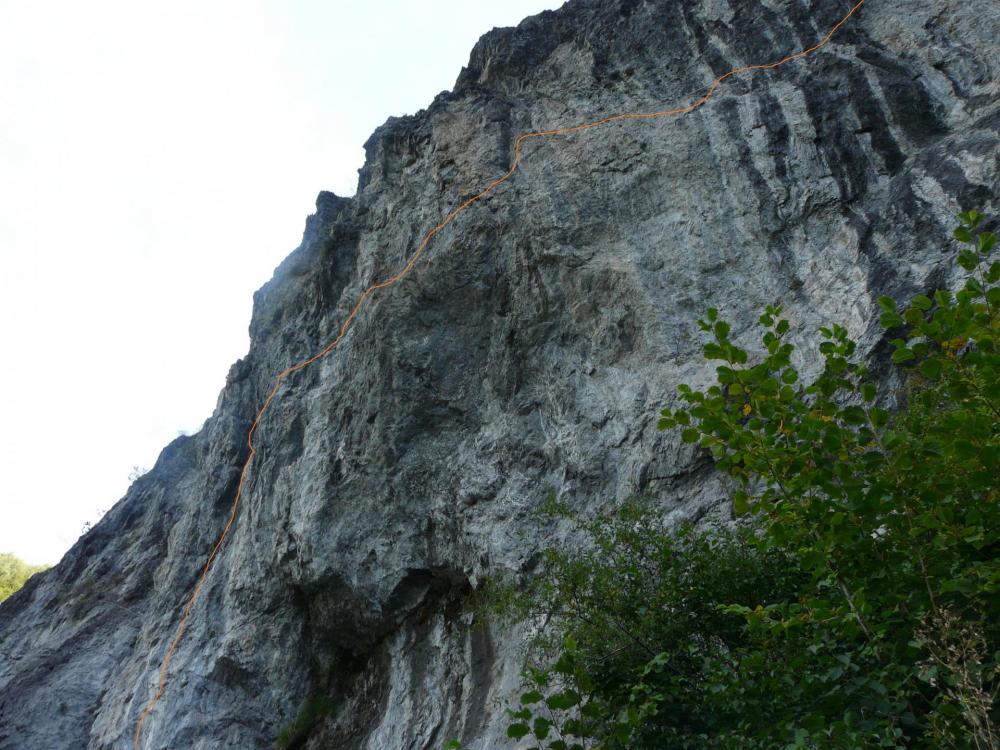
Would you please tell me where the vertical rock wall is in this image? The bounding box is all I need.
[1,1,997,747]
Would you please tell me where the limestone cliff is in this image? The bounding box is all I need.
[1,1,998,747]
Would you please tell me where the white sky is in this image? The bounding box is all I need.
[0,0,563,566]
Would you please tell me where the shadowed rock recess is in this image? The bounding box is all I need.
[2,1,999,747]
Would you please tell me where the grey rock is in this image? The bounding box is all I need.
[2,0,998,748]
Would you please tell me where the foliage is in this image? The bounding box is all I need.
[656,209,1000,745]
[0,552,48,602]
[479,505,810,749]
[452,211,999,749]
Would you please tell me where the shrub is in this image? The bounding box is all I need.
[458,211,999,750]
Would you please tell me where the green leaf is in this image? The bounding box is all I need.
[703,342,725,360]
[521,691,544,705]
[842,405,866,425]
[861,383,877,402]
[911,294,932,310]
[546,691,581,711]
[879,312,903,329]
[507,723,531,739]
[877,296,896,313]
[552,652,576,675]
[733,491,750,516]
[919,358,942,380]
[958,209,982,228]
[581,702,602,720]
[891,347,916,364]
[954,226,973,243]
[681,428,701,444]
[717,366,736,384]
[707,307,719,322]
[958,249,979,270]
[715,321,731,341]
[977,231,997,254]
[533,717,552,740]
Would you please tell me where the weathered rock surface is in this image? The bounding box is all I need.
[2,1,998,747]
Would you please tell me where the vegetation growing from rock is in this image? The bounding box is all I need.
[0,553,48,603]
[474,212,1000,749]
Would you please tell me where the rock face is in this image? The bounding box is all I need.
[2,1,998,747]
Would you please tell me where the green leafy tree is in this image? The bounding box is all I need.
[0,553,48,602]
[656,209,999,747]
[458,211,998,750]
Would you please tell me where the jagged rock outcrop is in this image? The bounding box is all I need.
[2,1,998,747]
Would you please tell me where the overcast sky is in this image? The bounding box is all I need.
[0,0,563,566]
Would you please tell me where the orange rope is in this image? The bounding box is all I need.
[132,2,866,745]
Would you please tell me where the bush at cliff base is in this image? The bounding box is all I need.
[471,211,999,750]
